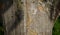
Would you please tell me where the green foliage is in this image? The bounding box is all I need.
[0,19,4,35]
[0,27,4,35]
[52,16,60,35]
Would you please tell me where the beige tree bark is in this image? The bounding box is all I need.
[23,0,54,35]
[3,0,55,35]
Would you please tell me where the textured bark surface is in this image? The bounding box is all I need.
[3,0,24,35]
[24,0,54,35]
[3,2,17,35]
[3,0,56,35]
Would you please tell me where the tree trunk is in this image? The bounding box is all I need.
[24,0,54,35]
[3,0,55,35]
